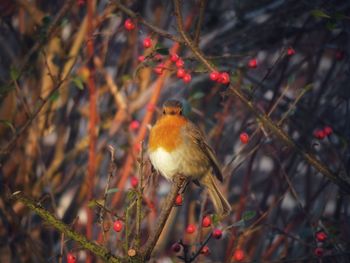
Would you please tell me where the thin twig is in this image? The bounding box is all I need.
[17,0,75,76]
[135,141,144,249]
[0,77,67,158]
[194,0,207,46]
[99,145,117,243]
[173,0,216,71]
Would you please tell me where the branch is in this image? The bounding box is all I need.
[0,78,66,158]
[173,0,215,71]
[193,0,207,46]
[172,0,350,194]
[18,0,75,75]
[141,174,187,260]
[10,192,121,263]
[113,0,184,44]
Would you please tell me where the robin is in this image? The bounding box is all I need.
[148,99,231,216]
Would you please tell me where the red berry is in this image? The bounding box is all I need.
[233,249,244,261]
[202,215,212,227]
[130,176,138,188]
[183,73,192,83]
[154,54,163,61]
[209,71,220,81]
[77,0,85,6]
[175,58,184,68]
[113,220,123,232]
[218,72,230,84]
[335,50,345,61]
[147,103,155,111]
[154,63,164,75]
[323,126,333,136]
[129,120,140,130]
[124,18,135,31]
[240,132,249,144]
[67,253,76,263]
[212,229,222,239]
[313,129,326,140]
[175,194,183,206]
[143,37,152,48]
[176,68,186,78]
[138,55,145,62]
[186,224,196,234]
[287,47,296,56]
[200,246,210,256]
[170,53,179,62]
[314,247,324,257]
[171,243,182,253]
[248,58,258,68]
[316,231,327,242]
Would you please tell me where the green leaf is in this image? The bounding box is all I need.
[10,67,20,81]
[228,219,246,228]
[87,199,104,208]
[126,189,137,202]
[42,15,52,26]
[154,43,164,50]
[191,91,205,100]
[49,90,59,101]
[334,12,347,20]
[303,83,314,92]
[72,76,84,90]
[106,188,119,195]
[155,48,169,55]
[242,210,256,221]
[212,214,220,226]
[0,120,15,133]
[326,21,337,30]
[311,9,330,19]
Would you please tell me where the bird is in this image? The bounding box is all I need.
[148,99,231,216]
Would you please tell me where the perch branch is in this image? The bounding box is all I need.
[141,174,187,260]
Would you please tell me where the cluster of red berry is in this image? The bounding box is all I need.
[313,126,333,140]
[209,71,230,84]
[170,53,192,83]
[170,208,245,260]
[314,231,328,257]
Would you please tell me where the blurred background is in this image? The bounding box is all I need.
[0,0,350,262]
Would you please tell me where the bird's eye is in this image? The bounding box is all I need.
[163,109,166,114]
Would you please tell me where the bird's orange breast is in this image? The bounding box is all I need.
[149,115,188,152]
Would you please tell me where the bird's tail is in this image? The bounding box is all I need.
[201,173,231,217]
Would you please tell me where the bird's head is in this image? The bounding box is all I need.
[162,99,183,116]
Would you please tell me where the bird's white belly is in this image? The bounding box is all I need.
[149,148,181,180]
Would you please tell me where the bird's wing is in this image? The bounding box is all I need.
[182,122,223,182]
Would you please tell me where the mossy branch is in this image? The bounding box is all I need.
[10,191,122,263]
